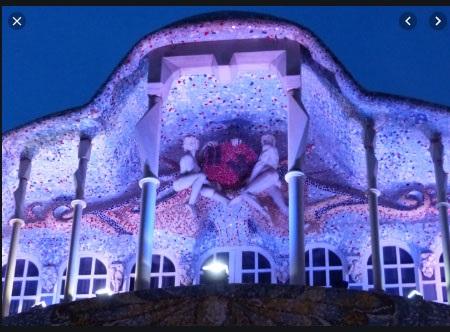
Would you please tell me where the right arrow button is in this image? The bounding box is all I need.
[430,12,447,30]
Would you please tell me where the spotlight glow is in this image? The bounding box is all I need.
[95,288,113,296]
[32,301,47,308]
[407,290,422,299]
[202,260,229,275]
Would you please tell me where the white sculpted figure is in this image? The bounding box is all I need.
[173,136,229,215]
[232,134,288,216]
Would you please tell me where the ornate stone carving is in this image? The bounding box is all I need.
[41,265,58,293]
[110,261,125,293]
[420,252,436,279]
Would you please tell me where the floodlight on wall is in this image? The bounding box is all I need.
[202,260,229,275]
[407,290,423,299]
[95,288,113,297]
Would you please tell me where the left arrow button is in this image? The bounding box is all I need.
[400,12,417,30]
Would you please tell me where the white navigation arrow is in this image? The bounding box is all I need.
[435,16,442,26]
[405,16,412,26]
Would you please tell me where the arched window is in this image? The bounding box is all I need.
[197,247,275,284]
[1,259,40,315]
[438,254,448,303]
[128,254,178,291]
[305,248,344,287]
[367,245,416,297]
[59,257,108,301]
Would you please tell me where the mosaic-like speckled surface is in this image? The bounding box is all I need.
[2,13,449,294]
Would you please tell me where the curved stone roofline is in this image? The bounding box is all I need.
[2,10,449,140]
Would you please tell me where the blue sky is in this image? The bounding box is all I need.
[2,6,450,132]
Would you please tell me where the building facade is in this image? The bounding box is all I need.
[2,12,449,316]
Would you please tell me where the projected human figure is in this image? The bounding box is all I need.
[173,136,229,216]
[231,134,288,216]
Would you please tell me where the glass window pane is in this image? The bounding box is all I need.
[439,254,444,263]
[93,279,106,293]
[330,270,343,287]
[79,257,92,275]
[328,251,341,266]
[367,255,372,265]
[22,299,35,313]
[151,255,160,273]
[349,286,363,290]
[242,251,255,269]
[163,257,175,273]
[41,296,54,306]
[131,264,136,273]
[368,269,373,285]
[216,252,229,266]
[24,280,38,296]
[94,259,107,275]
[441,267,446,282]
[63,268,67,276]
[312,248,326,267]
[12,280,22,296]
[401,267,415,284]
[383,246,397,265]
[150,276,159,289]
[423,284,437,301]
[77,279,91,294]
[402,287,416,297]
[258,253,270,269]
[305,251,310,267]
[129,277,135,291]
[60,280,65,295]
[313,271,326,286]
[162,276,175,288]
[442,286,448,303]
[9,300,20,315]
[399,249,413,264]
[242,273,254,284]
[27,263,39,277]
[258,272,271,284]
[2,265,6,278]
[386,287,399,295]
[15,259,25,277]
[384,268,398,284]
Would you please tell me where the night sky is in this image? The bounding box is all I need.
[2,6,450,133]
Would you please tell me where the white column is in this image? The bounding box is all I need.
[2,157,31,318]
[429,133,450,303]
[363,119,383,291]
[285,170,306,286]
[135,176,160,290]
[134,94,162,290]
[64,137,92,302]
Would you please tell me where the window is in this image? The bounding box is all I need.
[305,248,344,287]
[367,246,417,297]
[59,257,108,301]
[197,247,274,284]
[1,259,40,315]
[128,254,178,291]
[437,254,448,303]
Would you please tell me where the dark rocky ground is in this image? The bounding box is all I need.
[2,284,450,326]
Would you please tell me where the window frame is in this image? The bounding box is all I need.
[195,246,276,285]
[1,256,41,315]
[126,251,180,291]
[57,254,109,302]
[364,244,418,297]
[304,245,346,288]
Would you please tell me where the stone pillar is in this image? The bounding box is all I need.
[135,175,160,290]
[285,88,307,286]
[429,133,450,303]
[2,157,31,318]
[64,137,92,302]
[134,94,162,290]
[285,170,306,286]
[363,119,383,291]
